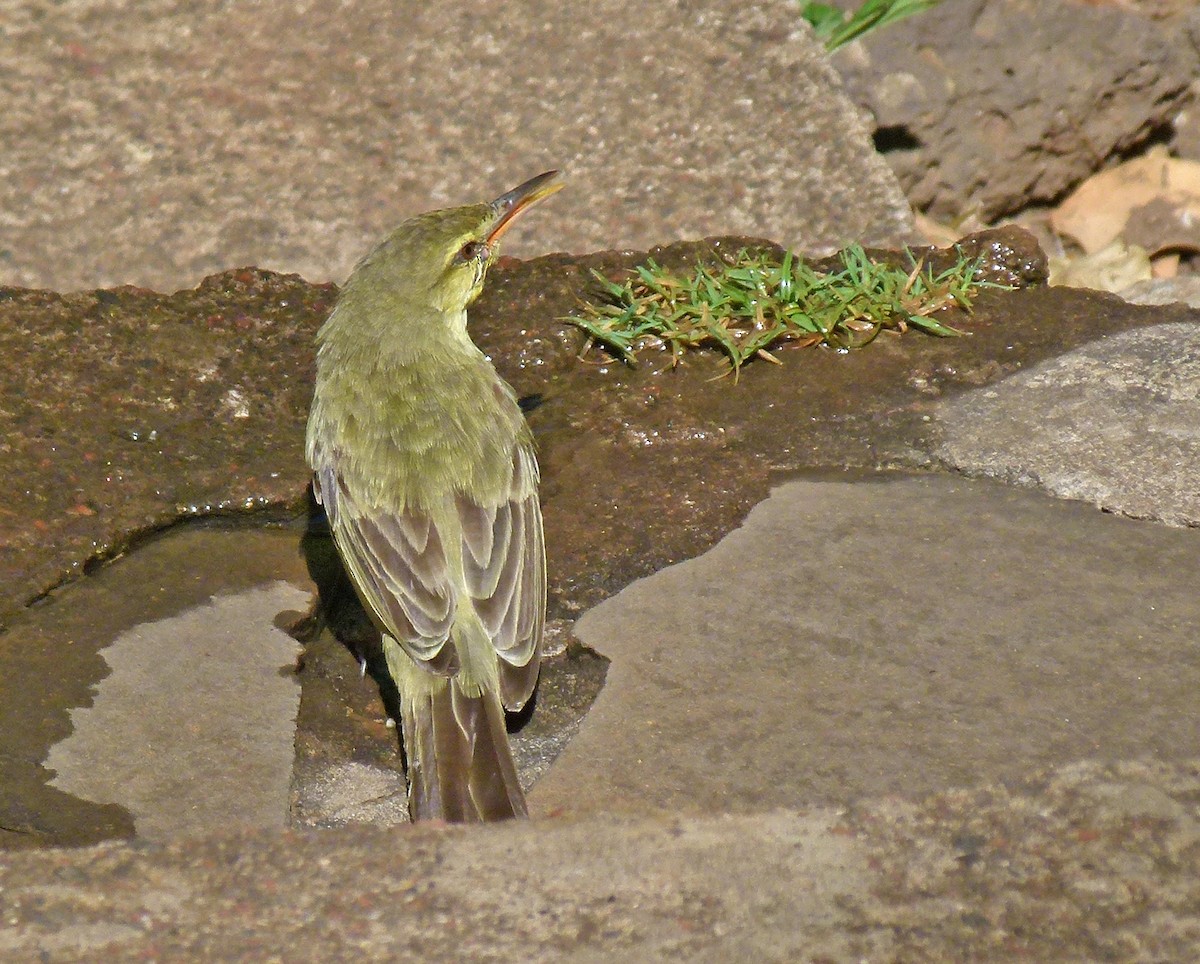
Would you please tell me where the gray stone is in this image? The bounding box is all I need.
[1121,276,1200,308]
[1,758,1198,959]
[531,474,1200,816]
[0,809,879,961]
[0,0,912,292]
[935,322,1200,527]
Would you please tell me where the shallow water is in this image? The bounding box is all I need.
[0,518,606,846]
[0,523,312,849]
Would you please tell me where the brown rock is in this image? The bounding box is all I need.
[834,0,1197,220]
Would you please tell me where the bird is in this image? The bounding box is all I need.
[305,171,562,821]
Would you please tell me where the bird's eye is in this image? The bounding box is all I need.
[456,241,488,263]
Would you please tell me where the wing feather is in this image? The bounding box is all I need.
[314,459,459,675]
[457,445,545,709]
[459,496,512,601]
[312,434,544,696]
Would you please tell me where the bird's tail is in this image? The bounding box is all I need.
[397,669,527,823]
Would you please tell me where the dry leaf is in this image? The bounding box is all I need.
[1048,239,1152,292]
[1050,146,1200,255]
[913,212,962,248]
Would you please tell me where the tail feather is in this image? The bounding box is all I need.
[402,680,527,822]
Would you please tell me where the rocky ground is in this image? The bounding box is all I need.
[2,1,1199,960]
[833,0,1198,223]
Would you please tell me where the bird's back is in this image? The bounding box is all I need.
[308,328,528,517]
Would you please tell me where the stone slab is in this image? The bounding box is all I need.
[532,474,1200,816]
[1,758,1198,959]
[0,0,913,292]
[935,322,1200,527]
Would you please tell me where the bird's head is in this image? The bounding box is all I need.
[347,171,564,317]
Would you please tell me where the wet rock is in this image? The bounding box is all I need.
[0,526,312,848]
[833,0,1197,220]
[289,580,608,828]
[44,580,306,841]
[0,269,335,628]
[4,235,1200,954]
[943,225,1049,288]
[2,235,1193,632]
[5,235,1199,849]
[848,225,1049,289]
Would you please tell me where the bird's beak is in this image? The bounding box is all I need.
[487,170,564,245]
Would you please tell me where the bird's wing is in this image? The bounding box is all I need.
[456,443,545,710]
[313,461,459,675]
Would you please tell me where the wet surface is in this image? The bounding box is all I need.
[289,569,608,828]
[0,523,311,849]
[0,516,606,846]
[0,270,336,628]
[45,580,307,842]
[3,231,1193,632]
[473,232,1195,619]
[5,230,1200,847]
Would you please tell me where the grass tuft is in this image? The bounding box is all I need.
[802,0,942,51]
[566,244,1008,380]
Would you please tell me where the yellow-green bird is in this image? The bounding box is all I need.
[306,171,563,821]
